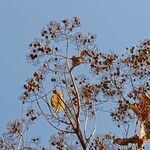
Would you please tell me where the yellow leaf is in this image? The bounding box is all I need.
[50,90,65,113]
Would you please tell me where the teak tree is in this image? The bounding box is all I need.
[0,17,150,150]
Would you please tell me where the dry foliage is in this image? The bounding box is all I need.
[0,17,150,150]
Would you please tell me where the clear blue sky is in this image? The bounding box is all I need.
[0,0,150,146]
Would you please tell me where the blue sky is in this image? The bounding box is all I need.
[0,0,150,146]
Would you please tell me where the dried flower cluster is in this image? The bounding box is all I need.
[124,40,150,78]
[7,120,22,135]
[0,138,15,150]
[75,33,96,47]
[27,41,57,63]
[26,108,39,121]
[20,72,43,102]
[89,134,122,150]
[85,50,118,74]
[61,17,81,32]
[50,132,66,150]
[82,83,100,104]
[111,101,132,124]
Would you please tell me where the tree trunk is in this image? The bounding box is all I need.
[76,129,88,150]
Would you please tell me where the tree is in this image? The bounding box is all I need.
[0,17,150,150]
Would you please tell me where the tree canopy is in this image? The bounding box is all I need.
[0,17,150,150]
